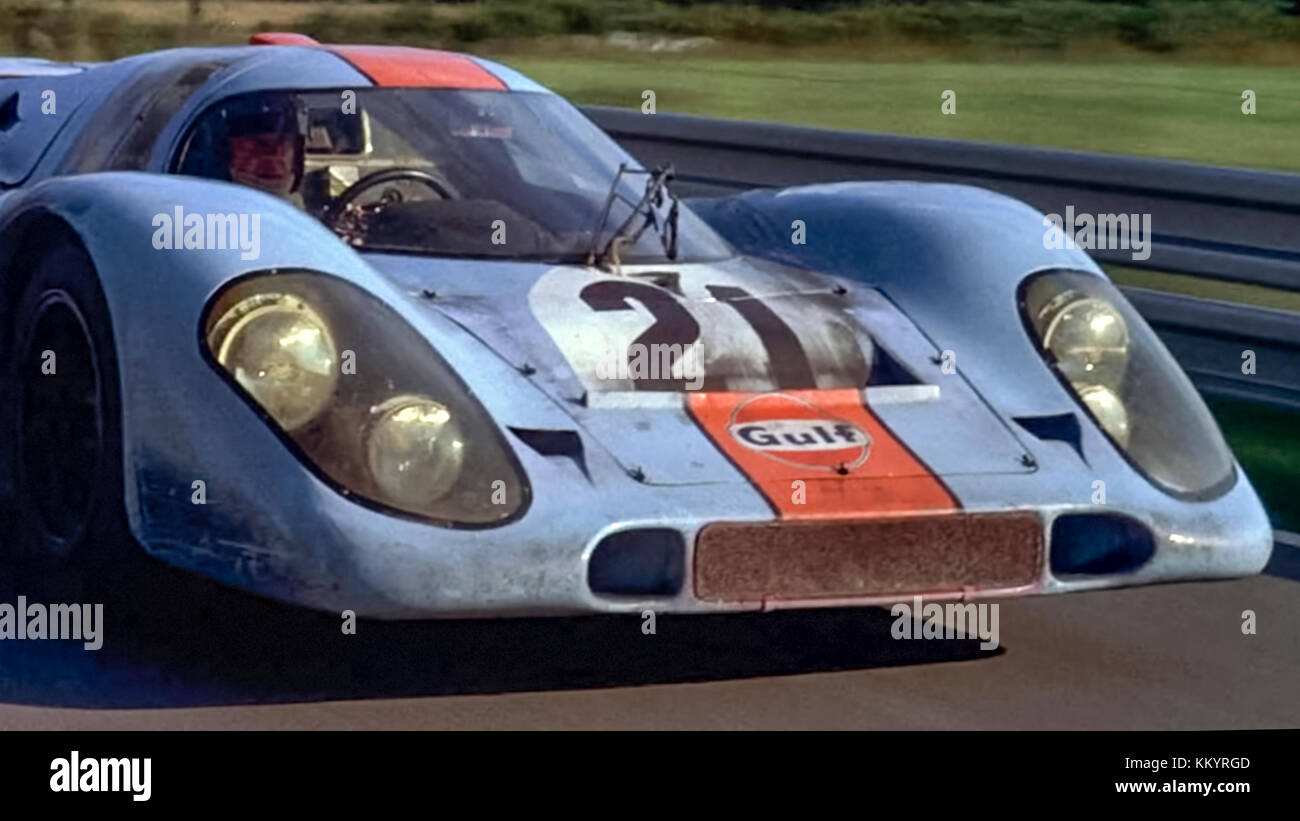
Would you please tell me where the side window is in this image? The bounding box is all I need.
[59,60,229,174]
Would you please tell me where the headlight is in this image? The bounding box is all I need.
[1022,271,1235,499]
[1076,384,1130,447]
[204,271,529,525]
[367,395,465,507]
[210,294,338,432]
[1037,294,1129,390]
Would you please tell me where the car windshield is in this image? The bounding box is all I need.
[173,88,733,264]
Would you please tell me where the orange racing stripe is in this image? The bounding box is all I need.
[687,389,958,519]
[324,45,506,90]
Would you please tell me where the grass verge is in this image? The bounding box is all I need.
[1205,396,1300,532]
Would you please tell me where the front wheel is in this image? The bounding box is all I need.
[3,238,133,598]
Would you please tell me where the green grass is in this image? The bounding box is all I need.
[1205,397,1300,531]
[8,4,1300,171]
[499,57,1300,173]
[1105,267,1300,314]
[26,1,1300,65]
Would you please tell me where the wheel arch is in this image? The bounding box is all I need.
[0,209,99,337]
[0,210,107,500]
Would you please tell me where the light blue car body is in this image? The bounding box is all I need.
[0,44,1271,617]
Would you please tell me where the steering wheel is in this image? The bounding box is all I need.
[324,167,454,230]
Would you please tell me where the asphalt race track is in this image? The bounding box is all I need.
[0,532,1295,730]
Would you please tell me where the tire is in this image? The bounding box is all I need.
[2,235,135,600]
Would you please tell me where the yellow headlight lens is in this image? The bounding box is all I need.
[1076,384,1130,447]
[1022,271,1235,499]
[366,395,465,509]
[202,271,531,525]
[1039,295,1130,390]
[209,293,338,431]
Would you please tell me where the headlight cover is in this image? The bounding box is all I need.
[1021,270,1235,500]
[203,270,529,526]
[209,293,339,432]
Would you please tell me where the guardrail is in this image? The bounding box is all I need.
[584,106,1300,409]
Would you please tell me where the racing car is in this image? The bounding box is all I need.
[0,35,1272,618]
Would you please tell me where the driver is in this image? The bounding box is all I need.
[223,95,306,203]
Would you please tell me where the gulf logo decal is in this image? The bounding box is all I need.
[726,393,871,472]
[688,389,958,519]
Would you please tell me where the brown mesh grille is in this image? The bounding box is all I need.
[694,512,1043,602]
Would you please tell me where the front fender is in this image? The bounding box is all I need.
[691,181,1110,420]
[0,172,553,605]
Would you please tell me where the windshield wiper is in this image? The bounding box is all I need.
[585,162,679,271]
